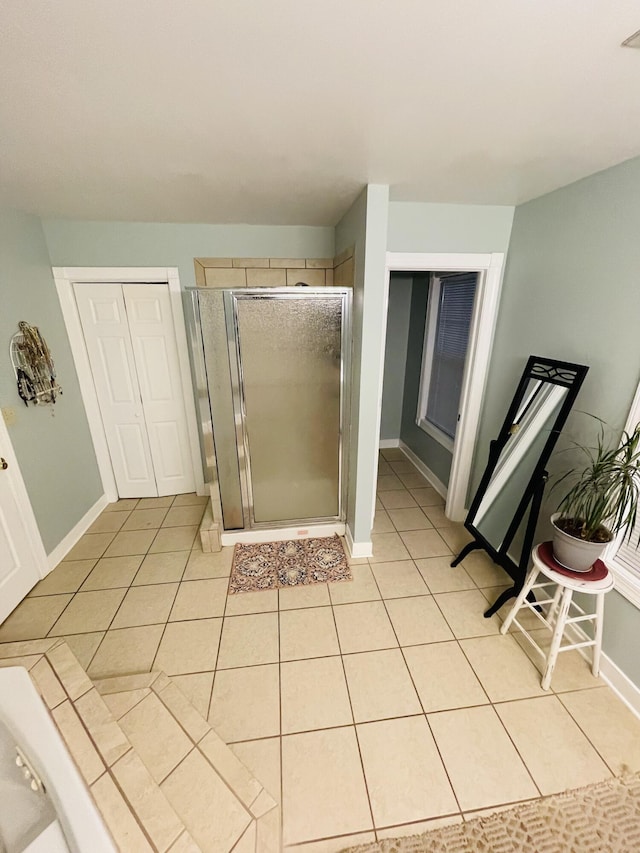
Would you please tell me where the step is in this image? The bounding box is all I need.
[199,498,222,553]
[0,639,278,852]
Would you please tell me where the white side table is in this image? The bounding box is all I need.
[500,541,614,690]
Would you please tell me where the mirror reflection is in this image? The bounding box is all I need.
[474,380,568,548]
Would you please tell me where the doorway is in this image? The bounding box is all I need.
[53,267,203,502]
[380,252,505,521]
[382,270,478,496]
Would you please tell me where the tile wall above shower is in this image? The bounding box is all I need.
[193,247,355,289]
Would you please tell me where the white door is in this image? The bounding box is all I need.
[123,285,195,495]
[74,284,195,498]
[0,421,44,623]
[75,284,157,498]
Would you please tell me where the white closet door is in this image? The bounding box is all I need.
[74,284,158,497]
[124,285,195,496]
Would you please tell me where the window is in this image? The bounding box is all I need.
[606,381,640,609]
[417,271,478,449]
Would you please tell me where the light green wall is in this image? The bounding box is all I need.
[42,220,335,287]
[388,202,514,253]
[335,189,367,540]
[380,275,412,440]
[382,201,516,494]
[400,276,452,486]
[476,154,640,685]
[0,208,103,553]
[337,185,390,545]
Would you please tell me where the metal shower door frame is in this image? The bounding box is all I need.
[224,287,352,530]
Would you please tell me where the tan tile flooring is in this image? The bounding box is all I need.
[3,453,640,850]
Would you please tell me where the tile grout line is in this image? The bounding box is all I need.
[43,670,155,849]
[171,533,221,723]
[327,594,378,842]
[95,508,199,674]
[101,687,150,722]
[434,585,546,801]
[553,691,619,778]
[367,563,464,819]
[154,702,256,824]
[42,520,133,638]
[205,553,235,724]
[377,468,548,813]
[76,499,178,673]
[147,579,184,674]
[452,591,613,789]
[129,550,190,589]
[421,550,546,801]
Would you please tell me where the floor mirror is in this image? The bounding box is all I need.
[452,356,589,616]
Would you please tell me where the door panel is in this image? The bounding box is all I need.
[233,293,343,524]
[97,337,137,403]
[0,440,42,623]
[75,284,157,498]
[116,424,155,483]
[152,422,184,478]
[124,285,195,496]
[197,290,245,530]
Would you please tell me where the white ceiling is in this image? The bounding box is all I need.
[1,1,639,225]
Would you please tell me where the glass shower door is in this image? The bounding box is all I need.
[230,290,347,525]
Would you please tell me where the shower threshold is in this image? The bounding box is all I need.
[220,521,346,547]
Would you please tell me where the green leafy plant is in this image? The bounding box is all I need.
[553,419,640,544]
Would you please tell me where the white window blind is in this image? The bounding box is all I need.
[425,272,477,439]
[613,502,640,579]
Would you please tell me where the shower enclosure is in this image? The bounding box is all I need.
[187,288,351,535]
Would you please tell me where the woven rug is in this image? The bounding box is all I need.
[342,773,640,853]
[229,534,352,593]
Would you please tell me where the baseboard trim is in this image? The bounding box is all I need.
[46,494,110,571]
[558,621,640,720]
[599,653,640,720]
[378,439,400,449]
[398,441,448,499]
[345,525,373,559]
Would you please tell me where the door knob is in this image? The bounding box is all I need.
[0,458,8,470]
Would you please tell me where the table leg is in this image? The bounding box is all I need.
[542,587,572,690]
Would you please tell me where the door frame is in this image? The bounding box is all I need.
[53,267,205,500]
[0,409,49,600]
[382,252,505,521]
[224,287,351,530]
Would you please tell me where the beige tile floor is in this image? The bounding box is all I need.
[3,454,640,851]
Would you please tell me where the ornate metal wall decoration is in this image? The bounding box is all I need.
[10,321,62,406]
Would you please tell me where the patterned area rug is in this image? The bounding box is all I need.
[229,534,352,593]
[342,773,640,853]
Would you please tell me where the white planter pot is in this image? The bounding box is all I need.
[550,513,609,572]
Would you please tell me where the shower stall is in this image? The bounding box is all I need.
[186,287,351,541]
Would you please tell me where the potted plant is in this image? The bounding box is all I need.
[551,419,640,572]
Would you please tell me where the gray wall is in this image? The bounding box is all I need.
[0,208,103,553]
[42,220,335,288]
[475,154,640,684]
[387,202,514,253]
[336,185,390,545]
[380,275,412,441]
[400,275,453,487]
